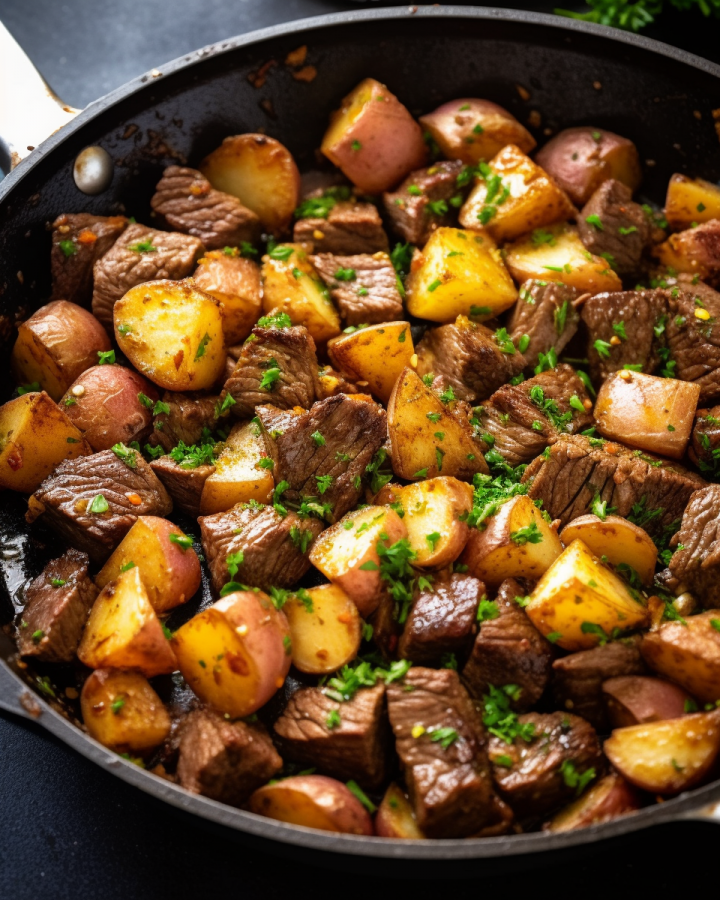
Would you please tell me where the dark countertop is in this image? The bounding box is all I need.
[2,2,720,897]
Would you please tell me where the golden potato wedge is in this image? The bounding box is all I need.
[192,250,263,345]
[95,516,201,613]
[504,223,622,295]
[81,668,171,752]
[604,711,720,795]
[200,134,301,235]
[283,583,361,675]
[544,772,640,833]
[602,676,692,729]
[641,610,720,703]
[77,567,177,676]
[459,494,562,587]
[526,539,649,651]
[113,279,225,391]
[309,506,407,618]
[171,589,291,717]
[405,227,517,324]
[199,421,274,515]
[559,514,657,586]
[249,774,373,834]
[0,391,89,493]
[458,144,576,243]
[665,174,720,231]
[595,370,700,460]
[375,782,426,838]
[653,220,720,281]
[387,367,489,482]
[261,243,341,344]
[327,322,414,404]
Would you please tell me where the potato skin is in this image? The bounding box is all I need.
[544,772,640,833]
[602,676,692,729]
[249,775,374,834]
[641,610,720,702]
[375,782,425,838]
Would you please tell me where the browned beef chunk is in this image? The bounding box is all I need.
[51,213,128,306]
[223,324,319,418]
[91,224,204,328]
[582,289,667,384]
[310,253,404,326]
[17,549,98,663]
[523,434,704,535]
[176,708,282,807]
[666,280,720,404]
[462,578,553,711]
[274,684,389,790]
[488,712,602,819]
[668,484,720,607]
[551,638,646,732]
[477,405,548,469]
[507,280,581,370]
[148,391,219,452]
[398,574,482,665]
[198,504,323,593]
[577,180,651,277]
[294,199,389,255]
[386,667,496,838]
[30,449,172,564]
[149,456,215,516]
[256,395,387,523]
[368,592,404,661]
[150,166,260,249]
[382,161,465,245]
[689,405,720,474]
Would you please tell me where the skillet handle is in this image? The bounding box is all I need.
[0,20,79,173]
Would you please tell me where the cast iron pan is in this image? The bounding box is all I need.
[2,5,720,875]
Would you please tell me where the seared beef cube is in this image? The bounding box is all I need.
[274,684,389,790]
[382,160,465,246]
[463,579,553,711]
[310,253,403,326]
[508,280,581,369]
[91,224,203,328]
[386,667,496,838]
[477,405,548,469]
[577,179,651,277]
[149,391,219,452]
[150,165,260,250]
[398,573,482,664]
[488,712,602,819]
[552,638,646,732]
[17,549,98,663]
[223,324,319,418]
[666,280,720,404]
[689,405,720,474]
[582,289,666,383]
[256,394,387,523]
[199,503,324,593]
[149,456,215,516]
[30,449,172,564]
[177,708,282,807]
[293,199,389,255]
[668,484,720,607]
[51,213,128,306]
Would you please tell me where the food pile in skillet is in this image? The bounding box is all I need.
[3,77,720,839]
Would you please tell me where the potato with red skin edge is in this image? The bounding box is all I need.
[419,98,536,166]
[559,514,657,587]
[95,516,201,613]
[60,365,158,452]
[171,590,291,718]
[544,772,640,833]
[321,78,428,194]
[81,668,171,752]
[604,710,720,795]
[535,127,642,208]
[641,610,720,703]
[602,676,693,729]
[200,134,300,235]
[249,775,374,835]
[375,782,426,838]
[192,251,262,345]
[11,300,111,401]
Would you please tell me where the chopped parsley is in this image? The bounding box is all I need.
[560,759,596,796]
[477,598,500,622]
[169,440,216,469]
[97,349,115,365]
[111,443,138,469]
[194,333,211,360]
[334,266,356,282]
[510,521,543,545]
[482,684,535,744]
[88,494,109,514]
[326,709,341,729]
[257,311,293,329]
[585,214,604,230]
[169,533,194,551]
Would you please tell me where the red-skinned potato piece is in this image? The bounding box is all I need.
[544,772,640,833]
[602,676,693,729]
[249,775,374,835]
[375,782,426,838]
[321,78,427,194]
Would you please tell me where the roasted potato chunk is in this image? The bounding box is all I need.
[653,219,720,282]
[641,610,720,703]
[284,583,361,675]
[199,421,274,515]
[665,174,720,231]
[327,322,414,405]
[375,782,426,838]
[559,514,657,586]
[192,250,263,345]
[544,772,640,833]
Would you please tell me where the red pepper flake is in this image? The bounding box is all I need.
[77,229,98,244]
[126,493,142,506]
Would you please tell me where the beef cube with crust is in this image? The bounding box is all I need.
[382,160,466,246]
[222,323,319,419]
[293,198,389,255]
[476,404,548,470]
[666,280,720,404]
[150,165,260,250]
[256,395,387,523]
[386,666,497,838]
[689,405,720,474]
[149,456,215,516]
[577,179,651,277]
[668,484,720,608]
[508,280,581,370]
[274,684,389,790]
[29,449,172,564]
[148,391,219,452]
[177,707,282,807]
[51,213,128,306]
[198,503,324,593]
[310,253,403,326]
[91,224,204,328]
[17,549,98,663]
[398,573,482,665]
[462,578,553,711]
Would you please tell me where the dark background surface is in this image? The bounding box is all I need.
[2,2,720,898]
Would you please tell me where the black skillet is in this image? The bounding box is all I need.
[2,4,720,876]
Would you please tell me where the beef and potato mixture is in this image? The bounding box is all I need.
[6,76,720,839]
